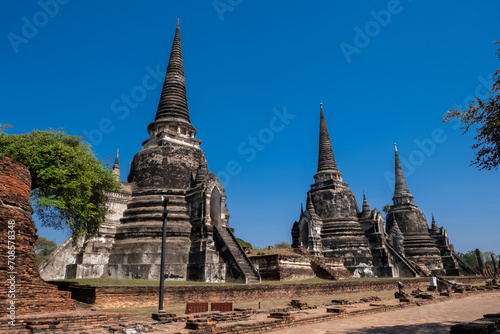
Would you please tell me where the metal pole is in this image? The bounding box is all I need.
[159,196,168,311]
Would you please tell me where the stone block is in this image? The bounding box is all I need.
[326,307,346,313]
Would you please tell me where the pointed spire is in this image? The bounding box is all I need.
[306,193,319,218]
[431,213,438,231]
[113,148,119,167]
[394,143,411,197]
[112,148,120,180]
[300,203,304,214]
[195,153,208,184]
[155,19,191,125]
[391,215,402,234]
[317,103,339,173]
[361,190,371,218]
[389,215,405,254]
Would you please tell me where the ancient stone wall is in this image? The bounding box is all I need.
[90,278,431,309]
[250,254,315,281]
[0,156,75,317]
[84,276,488,309]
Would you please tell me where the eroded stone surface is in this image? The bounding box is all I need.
[0,156,75,315]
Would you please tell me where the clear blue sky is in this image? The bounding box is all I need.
[2,1,499,254]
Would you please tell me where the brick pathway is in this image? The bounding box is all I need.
[270,292,500,334]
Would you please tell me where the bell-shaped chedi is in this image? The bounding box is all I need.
[385,144,445,275]
[105,21,259,283]
[292,104,374,276]
[0,156,75,315]
[38,21,258,284]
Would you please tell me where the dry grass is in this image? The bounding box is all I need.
[56,276,433,287]
[101,289,398,322]
[56,278,241,287]
[247,247,298,257]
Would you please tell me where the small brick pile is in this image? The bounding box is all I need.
[0,157,76,316]
[209,311,252,323]
[326,307,346,313]
[330,296,380,305]
[153,309,253,325]
[152,311,181,323]
[290,299,308,310]
[0,311,130,334]
[268,311,295,320]
[331,299,350,305]
[185,314,217,332]
[359,296,381,303]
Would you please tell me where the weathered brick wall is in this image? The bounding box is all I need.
[0,156,75,316]
[92,278,405,309]
[0,311,128,333]
[90,276,488,309]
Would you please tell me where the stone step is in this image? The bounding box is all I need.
[321,230,367,236]
[120,212,190,224]
[217,227,259,282]
[124,205,187,216]
[127,196,186,208]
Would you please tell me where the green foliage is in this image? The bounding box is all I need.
[236,238,252,249]
[0,128,120,242]
[382,204,391,214]
[35,237,58,264]
[456,250,498,271]
[0,123,12,131]
[274,241,290,249]
[444,41,500,170]
[456,251,478,270]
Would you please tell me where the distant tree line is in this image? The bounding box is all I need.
[457,250,498,272]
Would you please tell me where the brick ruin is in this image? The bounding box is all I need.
[0,156,75,316]
[291,104,478,278]
[40,20,260,284]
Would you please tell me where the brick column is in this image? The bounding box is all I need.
[0,156,75,316]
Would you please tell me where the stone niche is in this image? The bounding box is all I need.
[0,156,75,315]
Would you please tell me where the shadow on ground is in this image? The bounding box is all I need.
[320,321,462,334]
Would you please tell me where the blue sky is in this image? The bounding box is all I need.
[1,1,499,254]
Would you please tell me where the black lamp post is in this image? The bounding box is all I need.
[158,196,168,311]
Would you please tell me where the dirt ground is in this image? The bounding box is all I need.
[270,292,500,334]
[102,290,398,322]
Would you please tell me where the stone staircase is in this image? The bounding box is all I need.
[452,252,481,276]
[215,226,261,284]
[295,246,350,280]
[384,240,422,277]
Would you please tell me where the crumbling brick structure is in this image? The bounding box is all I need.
[0,156,75,316]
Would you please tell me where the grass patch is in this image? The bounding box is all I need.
[102,289,397,322]
[55,278,242,287]
[56,276,430,287]
[247,247,297,257]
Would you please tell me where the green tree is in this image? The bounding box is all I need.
[456,250,498,271]
[382,204,391,214]
[456,250,478,270]
[482,251,497,270]
[274,241,290,249]
[35,237,58,264]
[0,128,120,242]
[444,41,500,170]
